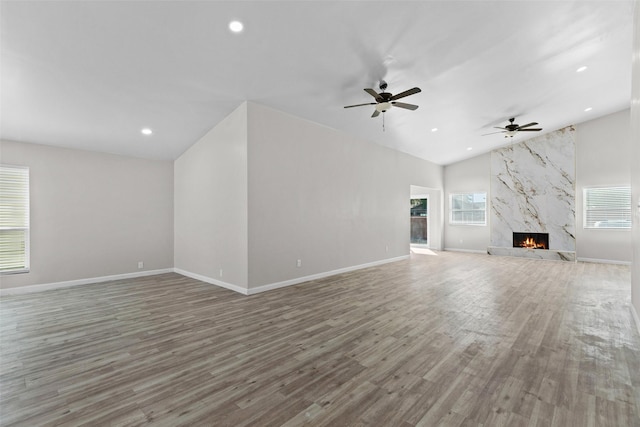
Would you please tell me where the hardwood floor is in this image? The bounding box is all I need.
[1,251,639,426]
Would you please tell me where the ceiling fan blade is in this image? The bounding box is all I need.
[364,88,381,100]
[517,122,539,129]
[391,102,419,110]
[390,87,421,101]
[482,131,505,136]
[371,110,380,118]
[518,128,542,131]
[493,126,507,130]
[344,102,377,108]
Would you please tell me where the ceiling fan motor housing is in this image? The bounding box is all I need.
[505,118,518,131]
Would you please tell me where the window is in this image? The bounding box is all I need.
[583,186,631,229]
[0,165,30,273]
[449,192,486,225]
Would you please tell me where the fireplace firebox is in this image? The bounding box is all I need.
[513,232,549,250]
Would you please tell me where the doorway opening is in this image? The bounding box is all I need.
[410,196,429,246]
[410,185,441,253]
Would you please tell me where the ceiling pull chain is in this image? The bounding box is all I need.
[383,112,385,132]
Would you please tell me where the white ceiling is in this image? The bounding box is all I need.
[1,1,634,165]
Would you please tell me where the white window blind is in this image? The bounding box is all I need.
[583,186,631,229]
[0,165,30,273]
[449,192,487,225]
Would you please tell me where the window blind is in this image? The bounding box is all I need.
[449,192,487,225]
[583,186,631,229]
[0,165,30,273]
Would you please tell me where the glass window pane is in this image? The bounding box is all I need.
[449,192,487,225]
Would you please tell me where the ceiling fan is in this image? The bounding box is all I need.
[344,80,421,118]
[483,117,542,137]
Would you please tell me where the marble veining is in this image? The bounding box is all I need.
[490,127,576,252]
[487,246,576,262]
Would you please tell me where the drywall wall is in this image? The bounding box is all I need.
[443,152,490,252]
[0,140,174,289]
[246,102,443,289]
[174,103,249,289]
[576,109,632,263]
[631,2,640,326]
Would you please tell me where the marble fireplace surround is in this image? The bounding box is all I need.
[488,126,576,262]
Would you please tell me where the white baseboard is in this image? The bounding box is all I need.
[577,257,632,265]
[173,268,249,295]
[174,256,409,296]
[1,256,410,298]
[444,248,487,254]
[0,268,174,296]
[245,255,410,295]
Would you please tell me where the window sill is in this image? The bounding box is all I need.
[1,269,30,275]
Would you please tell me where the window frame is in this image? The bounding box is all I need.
[583,186,631,230]
[0,164,30,274]
[449,191,487,226]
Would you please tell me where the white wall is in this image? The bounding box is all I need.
[0,140,174,289]
[443,152,490,252]
[5,101,441,294]
[174,103,249,289]
[630,2,640,325]
[576,109,632,263]
[246,103,443,289]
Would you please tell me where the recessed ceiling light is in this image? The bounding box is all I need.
[229,20,244,33]
[467,147,473,151]
[141,128,153,135]
[431,128,438,132]
[584,107,593,112]
[576,66,588,73]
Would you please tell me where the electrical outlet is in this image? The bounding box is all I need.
[137,261,144,269]
[296,259,302,267]
[385,245,389,252]
[219,269,223,277]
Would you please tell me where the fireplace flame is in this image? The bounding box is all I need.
[513,232,549,250]
[520,237,546,249]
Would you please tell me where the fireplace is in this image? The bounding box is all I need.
[513,232,549,250]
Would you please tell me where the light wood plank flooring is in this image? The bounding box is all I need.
[1,251,639,426]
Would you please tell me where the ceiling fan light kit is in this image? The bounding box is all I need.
[344,80,421,120]
[375,102,391,112]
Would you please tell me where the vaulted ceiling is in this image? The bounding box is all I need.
[1,1,634,165]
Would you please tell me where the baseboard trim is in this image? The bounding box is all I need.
[173,268,249,295]
[246,255,410,295]
[444,248,487,254]
[0,268,174,296]
[577,257,632,265]
[1,257,411,298]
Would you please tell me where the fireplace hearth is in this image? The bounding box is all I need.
[513,232,549,250]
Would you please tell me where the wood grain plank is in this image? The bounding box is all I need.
[1,251,639,426]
